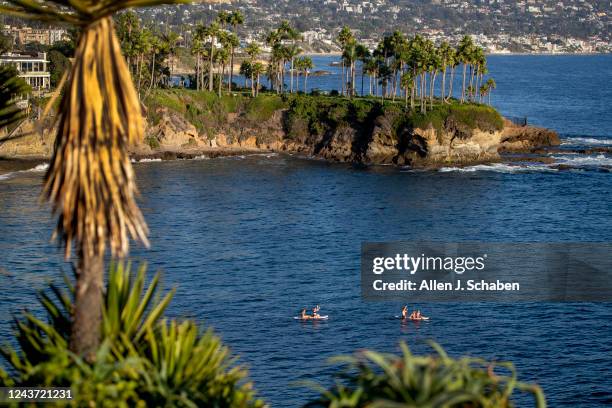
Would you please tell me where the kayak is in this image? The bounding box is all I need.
[395,316,430,321]
[294,315,328,320]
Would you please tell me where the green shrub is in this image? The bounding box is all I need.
[409,103,504,135]
[303,342,545,408]
[0,263,263,408]
[145,136,160,149]
[245,95,284,122]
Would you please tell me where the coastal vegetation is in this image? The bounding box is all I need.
[0,1,544,406]
[0,263,263,407]
[304,342,546,407]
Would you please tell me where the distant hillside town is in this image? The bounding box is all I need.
[130,0,610,54]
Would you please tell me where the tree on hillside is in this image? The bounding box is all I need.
[226,11,244,93]
[295,55,313,93]
[204,22,220,92]
[336,26,354,96]
[0,0,184,359]
[457,35,475,103]
[245,41,262,96]
[251,62,265,96]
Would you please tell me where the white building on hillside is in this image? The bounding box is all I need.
[0,52,51,93]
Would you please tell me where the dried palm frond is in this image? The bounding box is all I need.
[45,16,149,258]
[0,1,191,259]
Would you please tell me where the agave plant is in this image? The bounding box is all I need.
[0,0,191,359]
[0,66,30,130]
[304,342,546,408]
[0,262,264,407]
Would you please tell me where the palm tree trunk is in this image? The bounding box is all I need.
[148,52,156,94]
[341,60,345,96]
[441,68,446,100]
[430,72,437,110]
[229,46,234,93]
[410,78,415,110]
[290,58,294,93]
[447,67,455,102]
[461,64,467,103]
[360,63,364,96]
[305,72,308,92]
[137,54,144,97]
[208,44,214,92]
[218,63,223,96]
[70,250,103,360]
[251,71,255,96]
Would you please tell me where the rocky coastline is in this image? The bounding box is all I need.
[0,95,586,172]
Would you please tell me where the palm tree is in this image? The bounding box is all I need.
[337,26,354,96]
[245,41,261,96]
[215,46,229,96]
[115,11,140,70]
[135,28,152,96]
[438,41,451,101]
[356,45,370,96]
[239,60,253,93]
[204,22,220,92]
[457,35,474,103]
[427,42,441,109]
[251,62,265,96]
[227,10,244,93]
[276,21,300,93]
[400,70,414,109]
[146,33,162,95]
[0,0,185,359]
[162,30,180,79]
[191,36,205,91]
[265,30,283,93]
[485,78,496,105]
[342,39,358,97]
[364,57,378,96]
[286,44,302,93]
[297,55,313,92]
[446,47,458,103]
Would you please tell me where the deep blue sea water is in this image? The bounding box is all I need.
[1,55,612,407]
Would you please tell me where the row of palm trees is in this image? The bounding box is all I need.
[115,11,496,111]
[338,27,496,112]
[116,12,180,98]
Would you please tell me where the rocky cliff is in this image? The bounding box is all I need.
[1,93,560,168]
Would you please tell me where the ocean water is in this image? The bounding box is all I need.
[1,55,611,407]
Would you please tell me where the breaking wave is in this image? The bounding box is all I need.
[0,163,49,181]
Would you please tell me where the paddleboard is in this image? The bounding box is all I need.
[395,316,430,321]
[294,315,328,320]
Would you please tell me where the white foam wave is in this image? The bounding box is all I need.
[0,163,49,181]
[135,158,162,163]
[438,163,557,174]
[550,154,612,167]
[561,137,612,146]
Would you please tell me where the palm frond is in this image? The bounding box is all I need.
[0,66,30,129]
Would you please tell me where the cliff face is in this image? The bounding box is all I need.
[191,106,557,167]
[1,95,560,168]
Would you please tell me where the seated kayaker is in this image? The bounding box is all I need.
[312,305,321,319]
[416,310,422,319]
[401,305,409,319]
[300,308,311,319]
